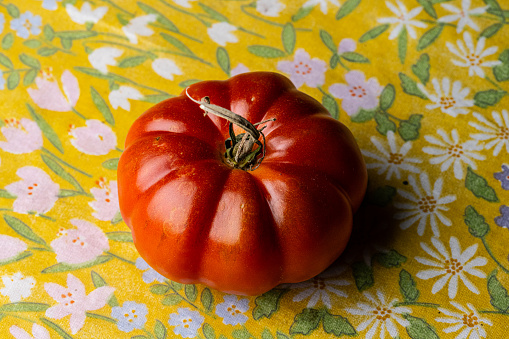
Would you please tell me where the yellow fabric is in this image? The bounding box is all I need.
[1,0,508,338]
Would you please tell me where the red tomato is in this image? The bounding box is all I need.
[117,72,367,295]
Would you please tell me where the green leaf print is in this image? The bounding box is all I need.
[289,308,323,335]
[6,4,20,18]
[474,89,506,108]
[199,3,229,22]
[398,27,408,64]
[282,23,296,55]
[41,154,85,192]
[0,302,49,312]
[150,284,170,295]
[23,40,43,49]
[106,231,133,242]
[184,284,197,302]
[359,24,390,43]
[352,261,374,291]
[322,310,356,336]
[40,318,73,339]
[493,50,509,82]
[90,87,115,125]
[27,104,64,153]
[203,323,216,339]
[399,269,420,302]
[320,30,336,53]
[336,0,361,20]
[253,289,288,320]
[375,250,407,268]
[142,94,173,103]
[61,38,72,50]
[465,167,499,202]
[261,329,273,339]
[138,2,179,32]
[399,73,428,99]
[351,109,376,123]
[41,255,113,273]
[179,79,202,88]
[2,33,14,50]
[292,6,314,22]
[3,214,47,245]
[417,25,444,51]
[216,47,230,76]
[91,270,119,307]
[398,114,423,141]
[0,189,16,199]
[161,33,195,56]
[368,185,396,206]
[480,23,503,39]
[19,53,41,69]
[7,71,20,90]
[374,111,397,136]
[117,55,148,68]
[487,270,509,312]
[412,54,430,85]
[322,93,339,119]
[162,294,183,306]
[201,288,214,312]
[102,158,120,170]
[231,328,252,339]
[464,206,490,238]
[0,52,14,69]
[0,251,33,267]
[43,25,55,41]
[248,45,287,58]
[54,31,98,40]
[416,0,437,19]
[38,47,58,57]
[23,69,38,86]
[154,319,168,339]
[404,314,440,339]
[379,84,396,110]
[341,52,369,63]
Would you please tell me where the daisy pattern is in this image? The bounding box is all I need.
[394,172,456,237]
[415,236,487,299]
[287,265,349,309]
[362,130,422,180]
[446,31,501,78]
[469,110,509,156]
[303,0,340,15]
[417,78,473,117]
[438,0,488,33]
[377,1,427,40]
[436,301,492,338]
[422,129,485,180]
[345,290,410,339]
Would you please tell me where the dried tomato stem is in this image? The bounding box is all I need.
[185,89,274,170]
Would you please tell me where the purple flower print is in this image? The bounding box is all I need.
[27,69,80,112]
[135,258,166,283]
[111,301,148,332]
[338,38,356,53]
[494,165,509,190]
[277,48,327,88]
[5,166,60,215]
[51,219,109,264]
[0,118,43,154]
[495,206,509,228]
[329,70,382,116]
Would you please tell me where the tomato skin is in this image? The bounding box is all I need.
[118,72,367,295]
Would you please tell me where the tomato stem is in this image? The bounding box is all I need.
[185,88,275,171]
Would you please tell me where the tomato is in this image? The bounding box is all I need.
[117,72,367,295]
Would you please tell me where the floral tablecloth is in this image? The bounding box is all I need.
[1,0,509,338]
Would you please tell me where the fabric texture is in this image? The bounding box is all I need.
[0,0,508,338]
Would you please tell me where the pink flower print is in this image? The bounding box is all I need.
[69,119,117,155]
[338,38,356,53]
[277,48,327,88]
[0,118,43,154]
[44,274,115,334]
[51,219,109,264]
[329,70,382,116]
[0,235,27,261]
[5,166,60,215]
[89,178,119,221]
[231,63,249,77]
[10,323,50,339]
[27,68,80,112]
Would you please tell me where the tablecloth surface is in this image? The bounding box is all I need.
[1,0,508,338]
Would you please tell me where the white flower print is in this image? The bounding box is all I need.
[303,0,340,15]
[215,295,249,325]
[287,265,349,309]
[362,130,422,180]
[172,0,196,8]
[66,2,108,25]
[109,86,143,111]
[469,110,509,156]
[5,166,60,215]
[394,172,456,236]
[436,301,492,338]
[152,58,182,80]
[231,63,249,76]
[256,0,286,17]
[438,0,488,33]
[446,31,501,78]
[415,236,487,299]
[422,129,485,180]
[88,47,124,74]
[0,118,43,154]
[345,290,410,339]
[89,178,119,221]
[122,14,157,44]
[417,78,473,117]
[1,272,35,302]
[69,119,117,155]
[0,235,27,261]
[377,1,427,40]
[207,22,238,46]
[10,323,50,339]
[168,308,204,338]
